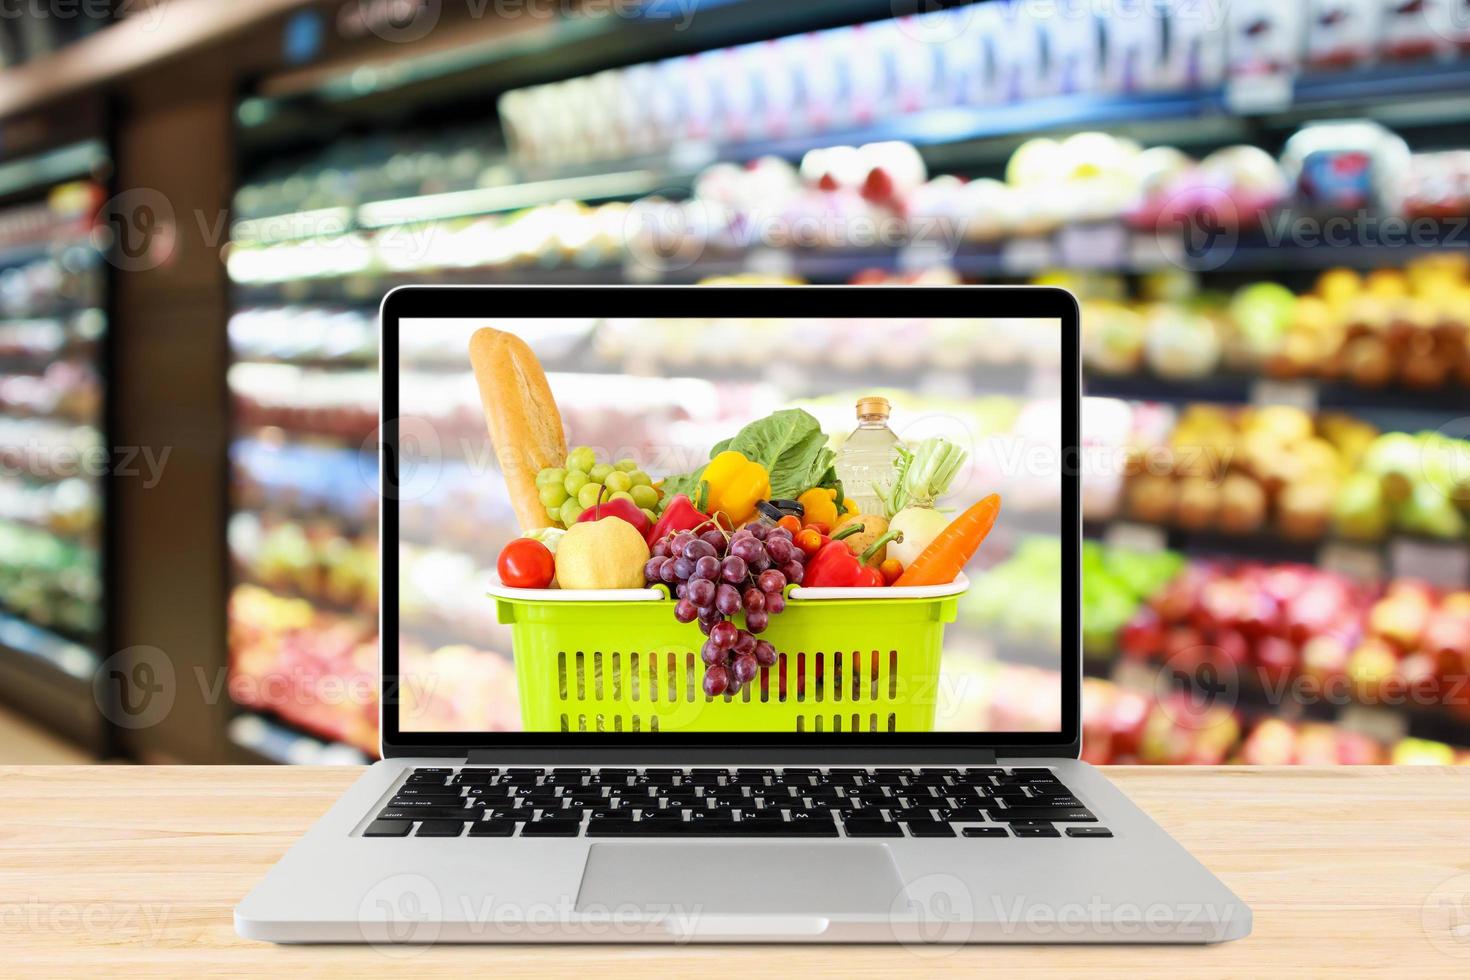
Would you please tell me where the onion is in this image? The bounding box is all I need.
[887,507,953,568]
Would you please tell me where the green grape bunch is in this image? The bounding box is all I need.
[534,446,657,529]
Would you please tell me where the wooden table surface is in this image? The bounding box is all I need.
[3,765,1468,976]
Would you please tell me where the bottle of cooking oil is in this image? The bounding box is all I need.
[835,396,902,516]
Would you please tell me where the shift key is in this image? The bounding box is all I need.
[992,807,1095,822]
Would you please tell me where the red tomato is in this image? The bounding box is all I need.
[497,538,555,589]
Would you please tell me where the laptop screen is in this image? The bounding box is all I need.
[393,315,1067,737]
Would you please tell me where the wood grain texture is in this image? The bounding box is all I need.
[1,766,1467,977]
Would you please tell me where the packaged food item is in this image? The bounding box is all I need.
[1280,120,1412,213]
[1100,0,1166,92]
[1304,0,1381,69]
[1379,0,1451,60]
[1159,0,1227,88]
[1226,0,1304,78]
[1041,0,1102,95]
[986,0,1047,102]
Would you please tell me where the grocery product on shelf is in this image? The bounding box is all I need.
[0,180,109,658]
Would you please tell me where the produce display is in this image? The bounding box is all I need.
[1081,258,1470,389]
[461,323,1021,731]
[228,585,379,756]
[1117,562,1470,717]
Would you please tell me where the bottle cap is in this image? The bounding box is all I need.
[856,396,891,420]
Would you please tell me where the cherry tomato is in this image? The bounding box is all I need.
[806,521,830,536]
[776,515,801,535]
[497,538,555,589]
[879,558,904,586]
[795,528,825,558]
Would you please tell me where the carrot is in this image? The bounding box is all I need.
[892,494,1001,587]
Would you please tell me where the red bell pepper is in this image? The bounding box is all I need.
[578,498,652,539]
[803,525,901,588]
[645,492,709,545]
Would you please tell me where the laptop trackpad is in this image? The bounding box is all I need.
[576,843,905,916]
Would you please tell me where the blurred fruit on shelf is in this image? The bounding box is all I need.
[227,584,380,756]
[0,520,102,638]
[229,513,378,615]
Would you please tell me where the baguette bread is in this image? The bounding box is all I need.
[468,327,567,531]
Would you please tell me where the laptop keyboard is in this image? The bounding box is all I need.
[362,767,1111,840]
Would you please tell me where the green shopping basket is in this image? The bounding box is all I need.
[489,576,966,734]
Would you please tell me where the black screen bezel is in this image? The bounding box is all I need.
[379,286,1081,761]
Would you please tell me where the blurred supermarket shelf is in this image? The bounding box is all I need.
[227,711,371,765]
[227,218,1470,300]
[0,609,98,682]
[1085,372,1470,424]
[1084,519,1469,585]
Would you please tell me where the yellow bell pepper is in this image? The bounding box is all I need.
[701,451,769,526]
[797,486,858,528]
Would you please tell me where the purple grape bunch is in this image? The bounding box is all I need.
[643,520,806,697]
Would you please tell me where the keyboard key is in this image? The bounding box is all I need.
[521,819,581,837]
[588,817,837,837]
[363,819,412,837]
[411,767,452,774]
[1013,826,1060,838]
[415,820,468,837]
[905,820,957,838]
[992,808,1096,822]
[843,817,902,838]
[394,787,464,799]
[939,807,989,823]
[468,820,516,837]
[1066,827,1113,838]
[378,807,471,822]
[505,768,545,777]
[1009,768,1055,777]
[384,800,473,816]
[962,827,1009,838]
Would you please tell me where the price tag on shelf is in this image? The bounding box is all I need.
[1056,222,1128,269]
[1390,538,1470,589]
[1128,232,1186,270]
[898,240,951,272]
[1318,542,1385,584]
[1001,236,1055,274]
[1249,378,1318,412]
[1104,521,1168,553]
[1224,73,1295,115]
[1337,705,1408,746]
[743,247,797,279]
[620,256,663,284]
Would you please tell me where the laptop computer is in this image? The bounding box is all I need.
[235,285,1250,944]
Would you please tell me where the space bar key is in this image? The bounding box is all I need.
[587,820,837,837]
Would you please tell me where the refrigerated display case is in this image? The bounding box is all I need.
[0,139,111,749]
[221,0,1470,761]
